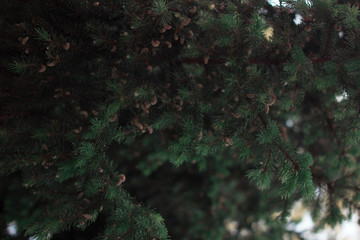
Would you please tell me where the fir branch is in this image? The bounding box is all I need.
[257,114,299,170]
[276,143,300,171]
[2,0,360,237]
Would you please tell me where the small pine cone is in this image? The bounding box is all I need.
[181,18,191,27]
[204,55,209,64]
[109,114,118,122]
[188,30,194,38]
[47,61,56,67]
[165,41,172,48]
[80,111,89,118]
[163,24,172,30]
[265,104,270,114]
[39,65,46,73]
[189,6,197,14]
[63,42,70,50]
[21,36,29,45]
[246,94,255,99]
[116,174,126,186]
[180,36,185,44]
[83,214,93,220]
[268,93,276,106]
[151,40,160,47]
[135,122,144,129]
[146,125,153,134]
[151,96,157,105]
[77,192,84,199]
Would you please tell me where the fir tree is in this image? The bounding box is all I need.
[1,0,360,239]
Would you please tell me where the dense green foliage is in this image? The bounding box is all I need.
[2,0,360,239]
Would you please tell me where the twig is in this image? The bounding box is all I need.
[276,143,300,170]
[263,150,272,172]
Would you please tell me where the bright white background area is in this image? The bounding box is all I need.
[285,201,360,240]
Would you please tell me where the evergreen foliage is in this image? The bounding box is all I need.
[1,0,360,239]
